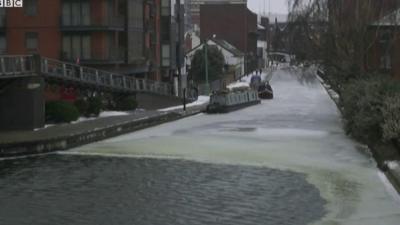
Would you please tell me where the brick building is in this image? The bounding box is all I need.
[1,0,165,80]
[200,3,257,73]
[327,0,400,78]
[368,8,400,79]
[185,0,247,32]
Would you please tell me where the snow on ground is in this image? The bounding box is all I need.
[99,111,131,117]
[33,110,140,131]
[159,95,210,112]
[226,82,249,90]
[228,67,276,90]
[386,161,400,170]
[72,111,132,123]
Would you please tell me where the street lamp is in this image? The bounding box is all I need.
[204,41,210,94]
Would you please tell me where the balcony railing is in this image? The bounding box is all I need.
[61,48,125,65]
[60,16,125,31]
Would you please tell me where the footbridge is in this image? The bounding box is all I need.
[0,55,173,95]
[0,55,178,131]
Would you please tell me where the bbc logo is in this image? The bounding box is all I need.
[0,0,23,7]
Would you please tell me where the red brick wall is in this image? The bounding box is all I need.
[200,4,257,55]
[200,4,247,52]
[6,0,61,58]
[246,7,257,55]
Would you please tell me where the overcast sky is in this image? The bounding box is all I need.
[247,0,289,15]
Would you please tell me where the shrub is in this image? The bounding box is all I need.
[87,97,103,116]
[45,101,80,123]
[115,96,137,111]
[341,75,392,143]
[381,94,400,145]
[74,99,88,115]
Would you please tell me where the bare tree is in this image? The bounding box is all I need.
[287,0,400,91]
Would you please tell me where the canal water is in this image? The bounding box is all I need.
[1,67,399,225]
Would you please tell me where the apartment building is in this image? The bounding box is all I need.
[1,0,165,80]
[160,0,185,85]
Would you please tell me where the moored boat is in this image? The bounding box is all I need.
[258,82,274,99]
[206,87,260,114]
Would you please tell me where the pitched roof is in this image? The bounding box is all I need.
[210,38,244,56]
[258,24,266,30]
[371,8,400,26]
[186,38,244,57]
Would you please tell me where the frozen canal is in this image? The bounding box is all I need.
[1,68,399,225]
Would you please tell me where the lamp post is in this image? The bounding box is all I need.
[204,42,210,94]
[177,0,182,97]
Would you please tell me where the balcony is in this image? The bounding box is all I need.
[61,48,125,65]
[60,16,126,32]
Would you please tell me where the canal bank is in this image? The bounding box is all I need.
[316,70,400,195]
[0,104,207,158]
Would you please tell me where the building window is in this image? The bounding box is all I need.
[380,54,392,70]
[0,8,5,27]
[82,36,91,59]
[71,2,81,26]
[62,1,90,26]
[25,32,38,50]
[62,2,71,26]
[62,35,91,60]
[24,0,37,16]
[161,0,170,16]
[81,2,90,25]
[162,44,170,66]
[161,19,170,41]
[379,32,392,70]
[62,36,71,59]
[0,35,6,54]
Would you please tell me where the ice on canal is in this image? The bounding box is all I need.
[69,68,400,225]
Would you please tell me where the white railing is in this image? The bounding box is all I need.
[0,55,35,77]
[0,55,174,96]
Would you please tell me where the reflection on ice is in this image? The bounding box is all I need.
[68,68,400,225]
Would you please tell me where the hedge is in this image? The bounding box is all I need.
[45,101,80,123]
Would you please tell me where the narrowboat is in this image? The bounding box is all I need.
[258,82,274,99]
[206,87,260,114]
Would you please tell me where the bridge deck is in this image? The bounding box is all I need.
[0,55,175,96]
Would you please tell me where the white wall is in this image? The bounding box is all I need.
[185,39,245,78]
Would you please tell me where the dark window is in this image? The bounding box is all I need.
[161,0,170,16]
[25,32,38,50]
[379,32,392,70]
[161,19,170,41]
[61,1,90,26]
[24,0,37,16]
[0,35,6,54]
[0,8,5,27]
[62,35,91,60]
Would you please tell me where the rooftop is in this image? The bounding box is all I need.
[371,8,400,26]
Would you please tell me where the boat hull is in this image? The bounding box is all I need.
[259,91,273,99]
[206,100,261,114]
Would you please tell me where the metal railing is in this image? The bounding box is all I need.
[0,55,35,78]
[61,48,126,64]
[60,16,125,30]
[0,55,174,96]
